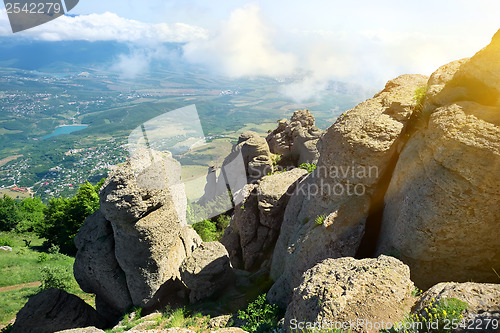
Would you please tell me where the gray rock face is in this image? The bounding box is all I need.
[284,256,415,333]
[376,32,500,289]
[74,210,133,319]
[237,131,273,183]
[12,288,106,333]
[74,151,202,313]
[197,131,272,209]
[268,74,428,306]
[266,110,323,165]
[221,168,307,271]
[412,282,500,333]
[112,204,202,307]
[179,242,233,303]
[100,150,186,225]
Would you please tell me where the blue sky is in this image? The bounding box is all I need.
[1,0,499,99]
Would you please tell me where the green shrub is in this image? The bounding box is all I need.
[299,163,317,173]
[314,215,326,226]
[238,293,279,333]
[192,214,230,242]
[48,244,60,255]
[216,214,231,230]
[37,252,49,263]
[0,235,13,247]
[40,265,73,291]
[383,297,468,333]
[192,220,217,242]
[37,180,103,255]
[413,85,427,111]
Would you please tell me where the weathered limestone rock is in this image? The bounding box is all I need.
[208,315,232,329]
[412,282,500,333]
[284,256,415,333]
[100,150,186,225]
[74,210,133,320]
[12,288,106,333]
[377,31,500,288]
[112,204,202,307]
[266,110,323,165]
[268,74,428,306]
[221,168,307,271]
[237,131,273,183]
[198,131,272,209]
[75,150,202,311]
[180,242,233,303]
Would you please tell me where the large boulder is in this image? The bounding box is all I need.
[74,151,202,312]
[376,31,500,288]
[179,242,233,303]
[111,204,202,307]
[100,149,186,225]
[284,256,415,333]
[197,131,272,210]
[236,131,273,183]
[268,74,428,306]
[12,288,106,333]
[221,168,307,271]
[266,110,323,165]
[412,282,500,333]
[74,210,133,320]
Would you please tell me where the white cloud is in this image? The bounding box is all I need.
[183,3,297,78]
[0,11,207,43]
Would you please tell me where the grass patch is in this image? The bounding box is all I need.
[0,287,38,326]
[0,231,94,327]
[314,215,326,226]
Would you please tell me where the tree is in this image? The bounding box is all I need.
[16,197,46,233]
[0,194,21,231]
[38,180,103,255]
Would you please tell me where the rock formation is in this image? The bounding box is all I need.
[221,168,307,271]
[268,74,428,306]
[74,210,133,320]
[12,288,106,333]
[284,256,415,333]
[180,242,233,303]
[266,109,323,165]
[376,31,500,288]
[197,131,272,214]
[74,151,202,312]
[412,282,500,333]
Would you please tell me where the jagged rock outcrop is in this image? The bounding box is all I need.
[179,242,233,303]
[74,210,133,320]
[412,282,500,333]
[111,204,201,307]
[197,131,272,210]
[266,110,324,165]
[74,151,202,312]
[268,74,428,306]
[284,256,415,333]
[12,288,106,333]
[100,149,186,225]
[221,168,307,270]
[237,131,273,182]
[376,31,500,288]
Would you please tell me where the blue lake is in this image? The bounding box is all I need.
[42,125,89,140]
